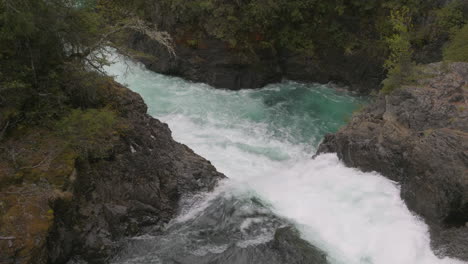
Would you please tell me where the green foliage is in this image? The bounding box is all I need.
[444,24,468,62]
[435,0,466,35]
[56,108,121,158]
[155,0,464,70]
[186,39,199,49]
[0,1,92,121]
[159,0,390,54]
[62,68,114,108]
[0,0,142,137]
[381,7,415,94]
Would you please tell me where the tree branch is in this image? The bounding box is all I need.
[67,17,176,67]
[0,120,9,141]
[17,153,51,170]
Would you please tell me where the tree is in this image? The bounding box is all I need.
[444,24,468,62]
[381,7,414,94]
[0,0,174,135]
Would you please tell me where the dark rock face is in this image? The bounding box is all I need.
[129,33,283,91]
[126,1,385,94]
[47,83,225,263]
[128,32,384,94]
[318,62,468,260]
[280,49,385,94]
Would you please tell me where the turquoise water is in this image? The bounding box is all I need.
[105,55,462,264]
[110,64,364,152]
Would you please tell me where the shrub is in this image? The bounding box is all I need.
[381,7,415,94]
[443,24,468,62]
[56,108,122,158]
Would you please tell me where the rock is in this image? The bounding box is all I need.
[0,81,225,264]
[270,227,328,264]
[317,62,468,260]
[42,82,226,263]
[279,48,384,94]
[112,195,328,264]
[123,1,468,94]
[128,31,384,94]
[124,2,385,94]
[186,226,328,264]
[129,32,282,91]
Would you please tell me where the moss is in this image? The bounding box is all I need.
[0,127,80,188]
[186,39,199,49]
[424,128,435,137]
[56,108,122,159]
[0,186,53,263]
[22,148,78,187]
[406,64,438,84]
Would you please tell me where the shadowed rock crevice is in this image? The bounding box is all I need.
[444,202,468,228]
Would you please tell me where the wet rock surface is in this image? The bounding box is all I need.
[112,195,328,264]
[318,62,468,261]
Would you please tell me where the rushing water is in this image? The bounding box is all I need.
[104,55,463,264]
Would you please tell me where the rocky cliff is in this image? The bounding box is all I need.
[123,0,397,94]
[0,81,225,264]
[123,0,466,94]
[128,32,384,94]
[318,62,468,260]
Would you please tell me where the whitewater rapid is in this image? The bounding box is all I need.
[104,55,464,264]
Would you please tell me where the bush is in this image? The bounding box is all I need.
[443,24,468,62]
[56,108,123,158]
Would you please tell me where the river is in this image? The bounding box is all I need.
[104,55,462,264]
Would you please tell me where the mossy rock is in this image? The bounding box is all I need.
[0,185,54,264]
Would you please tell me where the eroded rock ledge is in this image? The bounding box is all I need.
[318,62,468,260]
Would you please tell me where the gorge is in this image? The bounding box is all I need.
[0,0,467,263]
